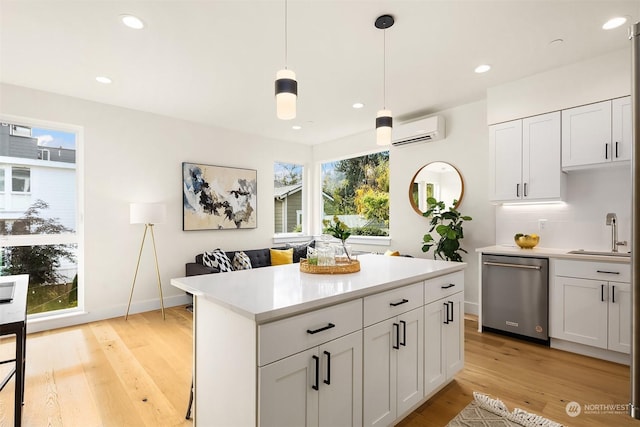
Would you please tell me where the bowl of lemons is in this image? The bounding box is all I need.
[514,233,539,249]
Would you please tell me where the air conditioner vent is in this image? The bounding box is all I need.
[392,115,445,147]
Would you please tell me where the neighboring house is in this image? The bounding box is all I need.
[0,123,76,231]
[274,184,303,233]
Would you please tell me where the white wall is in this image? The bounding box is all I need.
[487,48,630,124]
[313,101,496,315]
[0,83,312,332]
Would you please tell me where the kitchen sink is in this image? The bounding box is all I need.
[567,249,631,258]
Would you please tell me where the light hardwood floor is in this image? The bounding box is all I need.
[0,307,636,426]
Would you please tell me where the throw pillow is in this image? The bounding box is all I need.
[202,248,233,272]
[270,248,294,265]
[286,240,315,263]
[384,250,400,256]
[232,251,252,271]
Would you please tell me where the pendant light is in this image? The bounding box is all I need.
[275,0,297,120]
[375,14,394,146]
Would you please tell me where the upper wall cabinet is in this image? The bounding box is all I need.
[489,111,565,203]
[562,97,631,169]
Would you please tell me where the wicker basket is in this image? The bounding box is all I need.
[300,258,360,274]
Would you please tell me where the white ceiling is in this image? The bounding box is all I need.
[1,1,638,145]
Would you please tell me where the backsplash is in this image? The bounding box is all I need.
[495,165,631,252]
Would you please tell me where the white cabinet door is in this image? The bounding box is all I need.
[396,307,424,416]
[489,120,522,201]
[443,292,464,376]
[550,276,608,349]
[522,112,562,200]
[612,96,632,163]
[424,299,445,397]
[363,318,397,427]
[562,100,612,168]
[608,282,631,354]
[318,331,363,427]
[259,347,319,427]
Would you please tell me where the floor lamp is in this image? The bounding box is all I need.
[125,202,167,320]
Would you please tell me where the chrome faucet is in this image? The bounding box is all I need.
[606,213,627,252]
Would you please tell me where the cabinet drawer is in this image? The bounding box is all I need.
[424,271,464,304]
[363,282,423,327]
[554,259,630,282]
[258,298,362,366]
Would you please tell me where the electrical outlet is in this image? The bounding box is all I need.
[538,219,547,231]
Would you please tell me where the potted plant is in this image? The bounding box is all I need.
[421,197,472,262]
[323,215,352,262]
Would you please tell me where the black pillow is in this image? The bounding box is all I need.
[286,240,315,263]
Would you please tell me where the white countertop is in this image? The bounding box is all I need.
[170,254,465,323]
[477,245,631,263]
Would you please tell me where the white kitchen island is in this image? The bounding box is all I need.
[171,253,466,427]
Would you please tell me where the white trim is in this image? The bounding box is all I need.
[272,233,313,245]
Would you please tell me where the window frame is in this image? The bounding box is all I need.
[273,161,308,241]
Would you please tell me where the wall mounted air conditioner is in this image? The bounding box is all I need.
[392,115,445,147]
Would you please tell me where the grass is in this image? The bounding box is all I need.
[27,281,77,315]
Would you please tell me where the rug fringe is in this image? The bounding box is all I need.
[473,392,564,427]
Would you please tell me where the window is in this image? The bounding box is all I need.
[274,162,304,234]
[38,149,50,161]
[321,151,389,236]
[0,123,79,317]
[11,167,30,192]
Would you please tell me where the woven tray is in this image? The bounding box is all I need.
[300,259,360,274]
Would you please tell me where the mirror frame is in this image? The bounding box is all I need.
[409,161,464,216]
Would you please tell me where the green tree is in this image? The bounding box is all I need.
[2,199,76,285]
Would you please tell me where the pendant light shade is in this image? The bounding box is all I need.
[275,69,297,120]
[275,0,297,120]
[376,109,393,146]
[375,14,394,146]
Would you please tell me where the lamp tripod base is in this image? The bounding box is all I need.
[125,223,165,320]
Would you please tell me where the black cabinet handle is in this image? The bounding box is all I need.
[443,302,450,324]
[616,141,619,158]
[516,183,520,198]
[597,270,620,275]
[307,323,335,334]
[524,182,528,197]
[441,284,455,289]
[323,351,331,385]
[390,298,409,307]
[612,286,616,304]
[448,301,454,322]
[392,323,400,349]
[601,284,605,302]
[400,320,407,346]
[605,143,609,159]
[312,355,319,390]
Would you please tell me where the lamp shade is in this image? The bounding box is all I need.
[275,69,297,120]
[376,109,393,146]
[130,203,166,225]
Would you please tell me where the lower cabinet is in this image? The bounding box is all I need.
[259,330,363,427]
[363,307,424,427]
[424,291,464,397]
[550,259,631,355]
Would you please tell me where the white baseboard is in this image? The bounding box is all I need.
[464,301,479,316]
[550,338,630,365]
[26,293,192,334]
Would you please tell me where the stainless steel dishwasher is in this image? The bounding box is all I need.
[482,254,549,344]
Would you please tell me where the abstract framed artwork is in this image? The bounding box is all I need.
[182,162,257,230]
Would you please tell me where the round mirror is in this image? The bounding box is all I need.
[409,161,464,215]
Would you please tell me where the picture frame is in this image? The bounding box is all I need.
[182,162,257,230]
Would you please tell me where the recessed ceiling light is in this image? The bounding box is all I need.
[474,64,491,74]
[602,17,627,30]
[95,76,112,84]
[292,125,302,130]
[120,14,145,30]
[352,102,364,109]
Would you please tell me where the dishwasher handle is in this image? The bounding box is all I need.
[483,261,542,270]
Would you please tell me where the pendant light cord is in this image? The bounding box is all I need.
[383,28,387,109]
[284,0,288,69]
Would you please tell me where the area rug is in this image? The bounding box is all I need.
[447,392,564,427]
